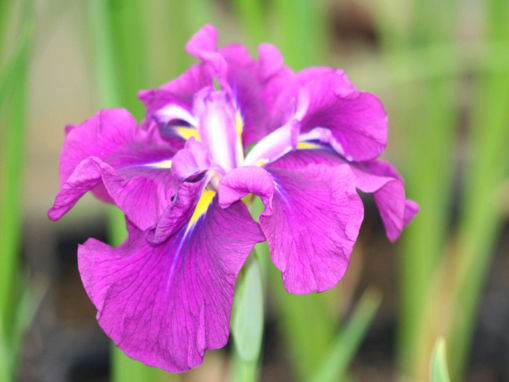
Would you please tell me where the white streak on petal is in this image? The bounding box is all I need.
[298,127,345,156]
[155,104,197,126]
[243,122,298,166]
[194,89,238,172]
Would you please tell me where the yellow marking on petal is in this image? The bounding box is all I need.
[149,159,172,169]
[254,158,268,167]
[235,112,245,163]
[297,141,321,149]
[236,112,243,136]
[175,126,200,141]
[186,189,216,232]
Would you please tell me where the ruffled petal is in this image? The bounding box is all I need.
[146,177,208,244]
[404,200,419,226]
[48,156,179,231]
[138,64,214,128]
[218,166,275,213]
[185,25,295,146]
[351,161,419,242]
[78,198,263,372]
[59,109,138,185]
[268,149,418,241]
[260,163,364,294]
[49,109,180,230]
[186,24,227,80]
[171,137,211,181]
[219,43,294,146]
[297,70,388,161]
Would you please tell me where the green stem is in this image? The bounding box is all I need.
[373,0,459,377]
[0,0,13,58]
[0,2,33,380]
[230,0,265,52]
[231,199,267,382]
[271,0,325,70]
[448,1,509,379]
[311,291,381,382]
[232,352,258,382]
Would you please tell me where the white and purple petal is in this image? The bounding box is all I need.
[219,43,295,146]
[243,120,299,166]
[193,88,241,172]
[184,24,295,146]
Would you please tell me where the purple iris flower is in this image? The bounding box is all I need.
[49,25,418,372]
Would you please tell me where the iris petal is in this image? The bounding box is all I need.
[193,88,240,172]
[78,198,263,372]
[269,149,417,241]
[49,109,180,230]
[260,164,364,294]
[296,70,388,161]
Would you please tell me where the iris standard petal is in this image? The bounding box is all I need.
[297,70,388,161]
[219,43,295,146]
[183,24,295,147]
[186,24,227,84]
[49,109,179,230]
[260,164,364,294]
[78,198,263,372]
[193,88,241,172]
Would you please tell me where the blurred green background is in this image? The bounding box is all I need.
[1,0,509,381]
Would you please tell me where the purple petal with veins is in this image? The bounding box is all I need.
[293,69,387,161]
[79,198,263,372]
[269,149,418,241]
[171,137,211,181]
[48,109,180,230]
[260,164,364,294]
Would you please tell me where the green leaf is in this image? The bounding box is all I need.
[311,290,381,382]
[231,257,264,362]
[430,338,451,382]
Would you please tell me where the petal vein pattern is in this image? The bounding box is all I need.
[260,164,364,294]
[48,109,180,230]
[78,199,263,372]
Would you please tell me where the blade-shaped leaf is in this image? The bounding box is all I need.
[311,290,381,382]
[430,337,451,382]
[231,257,264,362]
